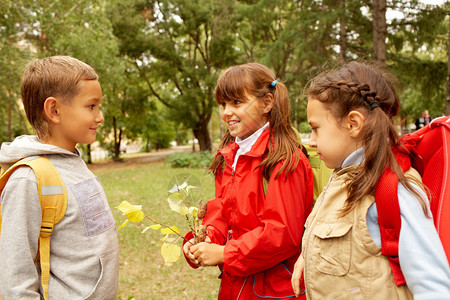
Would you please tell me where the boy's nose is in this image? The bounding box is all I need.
[96,111,104,123]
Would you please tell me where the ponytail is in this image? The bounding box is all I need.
[308,62,428,216]
[210,63,303,180]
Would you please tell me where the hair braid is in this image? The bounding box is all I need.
[307,61,428,217]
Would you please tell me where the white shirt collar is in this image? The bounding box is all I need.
[341,147,365,169]
[232,122,270,170]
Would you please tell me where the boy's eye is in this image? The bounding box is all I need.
[233,100,242,105]
[88,104,96,109]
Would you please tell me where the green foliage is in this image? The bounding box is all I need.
[0,0,449,152]
[299,121,312,134]
[165,151,213,168]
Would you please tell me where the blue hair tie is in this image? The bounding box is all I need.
[271,80,278,87]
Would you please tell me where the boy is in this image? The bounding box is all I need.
[0,56,119,299]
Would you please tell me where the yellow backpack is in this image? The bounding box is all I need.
[293,128,333,202]
[0,156,67,300]
[261,128,333,203]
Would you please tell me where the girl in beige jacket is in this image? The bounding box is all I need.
[291,62,450,299]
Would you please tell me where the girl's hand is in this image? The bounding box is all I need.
[183,238,198,265]
[190,240,224,267]
[291,253,305,297]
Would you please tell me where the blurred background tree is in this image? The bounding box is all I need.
[1,0,448,154]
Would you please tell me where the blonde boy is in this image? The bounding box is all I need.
[0,56,119,299]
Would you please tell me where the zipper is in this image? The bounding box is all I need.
[228,169,236,236]
[304,172,335,299]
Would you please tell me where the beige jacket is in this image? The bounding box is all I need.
[302,167,414,300]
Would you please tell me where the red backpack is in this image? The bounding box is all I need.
[375,115,450,286]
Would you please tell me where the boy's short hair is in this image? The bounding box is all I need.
[21,55,98,140]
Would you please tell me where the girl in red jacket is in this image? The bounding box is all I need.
[183,63,314,299]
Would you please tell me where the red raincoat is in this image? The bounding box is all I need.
[186,129,313,299]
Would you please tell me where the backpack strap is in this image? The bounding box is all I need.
[375,116,450,286]
[375,149,411,286]
[0,156,67,300]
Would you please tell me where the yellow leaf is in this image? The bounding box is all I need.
[150,224,161,230]
[116,201,144,223]
[160,226,180,235]
[161,236,177,243]
[118,220,129,231]
[168,192,182,201]
[188,207,198,218]
[161,242,181,263]
[178,181,199,196]
[167,193,189,215]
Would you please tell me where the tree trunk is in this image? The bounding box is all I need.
[446,19,450,116]
[218,106,223,140]
[112,116,122,160]
[115,129,122,159]
[193,118,212,152]
[87,144,92,164]
[7,101,12,142]
[372,0,387,65]
[338,0,347,63]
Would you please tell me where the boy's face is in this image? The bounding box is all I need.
[54,79,103,151]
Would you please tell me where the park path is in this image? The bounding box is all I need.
[87,145,192,173]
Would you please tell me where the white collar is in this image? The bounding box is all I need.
[232,122,270,170]
[341,147,365,168]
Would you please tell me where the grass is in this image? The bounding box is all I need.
[93,162,220,300]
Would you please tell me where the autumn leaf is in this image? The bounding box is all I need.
[116,201,144,223]
[188,207,198,218]
[167,193,189,215]
[161,242,181,263]
[118,220,129,231]
[160,226,180,235]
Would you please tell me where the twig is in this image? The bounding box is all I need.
[146,215,193,245]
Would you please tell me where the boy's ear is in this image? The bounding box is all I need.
[346,110,365,137]
[262,93,274,114]
[43,97,61,124]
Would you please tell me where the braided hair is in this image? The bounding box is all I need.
[308,62,428,216]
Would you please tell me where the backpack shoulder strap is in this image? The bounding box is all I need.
[0,156,67,300]
[376,116,450,286]
[375,149,411,286]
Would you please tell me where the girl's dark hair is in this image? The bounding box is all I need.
[307,61,428,216]
[210,63,303,180]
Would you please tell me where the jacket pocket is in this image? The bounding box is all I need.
[84,249,119,300]
[252,261,297,298]
[334,287,364,300]
[312,221,352,276]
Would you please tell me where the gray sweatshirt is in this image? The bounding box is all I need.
[0,135,119,300]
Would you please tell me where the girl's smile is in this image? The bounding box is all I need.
[221,96,268,140]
